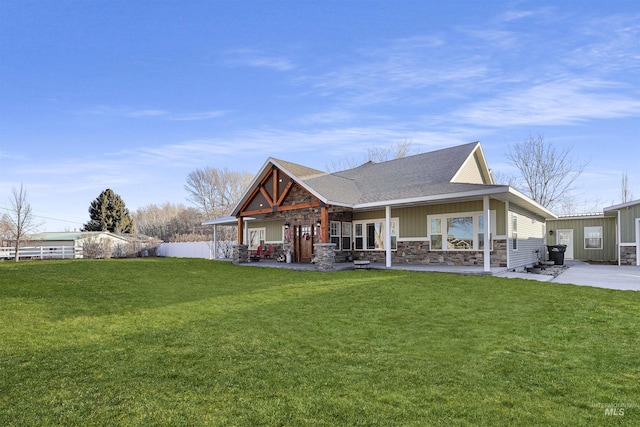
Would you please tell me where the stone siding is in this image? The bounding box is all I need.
[313,243,336,272]
[620,246,637,266]
[232,244,249,264]
[353,239,508,267]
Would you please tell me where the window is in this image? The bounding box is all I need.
[248,228,265,250]
[447,216,473,249]
[478,215,492,250]
[428,211,495,251]
[430,218,442,249]
[512,215,518,251]
[330,221,341,248]
[353,219,398,251]
[355,224,363,250]
[342,222,352,251]
[584,226,603,249]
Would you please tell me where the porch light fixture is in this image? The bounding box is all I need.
[549,229,554,235]
[315,219,321,227]
[284,222,290,229]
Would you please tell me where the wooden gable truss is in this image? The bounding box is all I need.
[236,165,329,244]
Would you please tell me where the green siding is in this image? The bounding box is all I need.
[547,217,617,262]
[352,200,506,238]
[248,220,285,242]
[618,203,640,243]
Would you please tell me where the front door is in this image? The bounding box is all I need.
[557,229,574,260]
[294,225,314,263]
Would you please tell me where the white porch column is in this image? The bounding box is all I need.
[385,205,392,268]
[213,225,218,260]
[483,195,491,272]
[617,210,621,266]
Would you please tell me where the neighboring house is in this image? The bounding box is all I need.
[1,232,160,259]
[215,142,556,271]
[547,199,640,266]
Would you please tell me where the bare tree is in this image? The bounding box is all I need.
[133,202,210,242]
[6,184,41,261]
[506,134,588,212]
[184,167,253,219]
[326,140,417,172]
[621,172,633,204]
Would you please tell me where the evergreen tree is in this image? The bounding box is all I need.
[82,189,134,233]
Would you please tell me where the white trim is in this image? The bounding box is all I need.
[450,142,481,183]
[556,229,574,260]
[427,210,496,252]
[483,195,490,272]
[617,210,621,266]
[505,201,510,268]
[636,218,640,267]
[604,198,640,211]
[353,217,399,251]
[398,237,428,242]
[354,187,509,209]
[385,206,392,268]
[583,226,604,250]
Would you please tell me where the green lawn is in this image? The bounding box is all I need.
[1,259,638,426]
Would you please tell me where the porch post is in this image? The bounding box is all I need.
[321,205,329,243]
[385,205,392,268]
[483,195,490,272]
[237,217,244,245]
[213,225,218,260]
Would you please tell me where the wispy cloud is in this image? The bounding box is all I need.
[448,79,640,127]
[226,49,295,71]
[170,111,228,121]
[81,106,227,121]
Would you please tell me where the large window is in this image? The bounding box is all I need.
[342,222,352,251]
[584,226,603,249]
[329,221,352,250]
[428,211,495,251]
[330,221,341,247]
[353,218,398,251]
[248,228,265,250]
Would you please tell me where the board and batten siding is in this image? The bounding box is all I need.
[508,203,546,269]
[617,203,640,243]
[352,200,507,239]
[247,220,285,243]
[547,216,617,262]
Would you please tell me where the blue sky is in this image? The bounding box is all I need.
[1,0,638,231]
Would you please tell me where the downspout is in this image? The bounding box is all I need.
[385,205,392,268]
[483,196,490,273]
[617,210,621,266]
[505,201,510,269]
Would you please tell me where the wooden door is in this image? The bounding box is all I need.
[294,225,314,263]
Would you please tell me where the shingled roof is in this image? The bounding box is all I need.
[231,141,556,219]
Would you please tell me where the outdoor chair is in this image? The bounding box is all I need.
[261,245,273,259]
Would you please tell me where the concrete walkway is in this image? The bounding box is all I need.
[222,258,640,291]
[550,260,640,291]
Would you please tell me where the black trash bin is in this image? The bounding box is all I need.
[547,245,567,266]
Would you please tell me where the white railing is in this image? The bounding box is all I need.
[0,245,83,260]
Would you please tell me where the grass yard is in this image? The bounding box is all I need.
[1,258,638,426]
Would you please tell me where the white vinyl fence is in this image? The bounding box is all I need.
[157,242,217,259]
[0,245,82,260]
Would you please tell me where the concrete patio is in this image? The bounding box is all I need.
[218,257,639,290]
